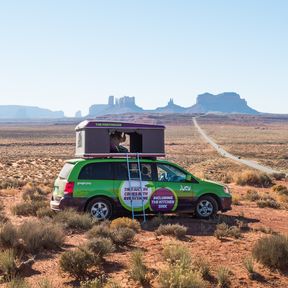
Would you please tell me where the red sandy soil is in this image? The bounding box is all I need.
[0,182,288,288]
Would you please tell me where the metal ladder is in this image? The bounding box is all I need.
[126,153,147,222]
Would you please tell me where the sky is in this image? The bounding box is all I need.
[0,0,287,116]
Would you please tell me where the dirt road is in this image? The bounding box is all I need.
[193,117,286,175]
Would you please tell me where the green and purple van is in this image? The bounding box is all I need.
[50,157,232,220]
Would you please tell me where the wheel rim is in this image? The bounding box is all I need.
[197,200,214,217]
[90,201,109,220]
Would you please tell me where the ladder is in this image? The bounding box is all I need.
[126,153,147,222]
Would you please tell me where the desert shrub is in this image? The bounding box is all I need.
[111,227,136,246]
[221,173,233,184]
[80,276,106,288]
[12,200,48,216]
[7,277,31,288]
[214,223,230,239]
[129,250,147,284]
[159,263,206,288]
[252,234,288,270]
[87,223,135,246]
[193,258,211,280]
[253,226,276,235]
[232,195,241,205]
[155,224,187,239]
[18,219,65,253]
[104,280,122,288]
[245,189,260,202]
[86,237,115,258]
[36,207,55,218]
[228,226,242,238]
[0,221,64,253]
[110,217,141,232]
[146,214,168,229]
[243,257,256,279]
[216,267,231,288]
[22,184,47,201]
[0,222,18,248]
[0,202,7,223]
[0,179,24,189]
[54,209,93,231]
[60,248,97,279]
[236,171,273,188]
[87,222,112,239]
[273,184,288,196]
[0,212,9,224]
[271,172,286,181]
[278,194,288,203]
[38,278,54,288]
[162,242,191,267]
[214,223,241,239]
[0,249,17,280]
[256,197,280,209]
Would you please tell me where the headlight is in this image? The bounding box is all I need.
[224,186,231,194]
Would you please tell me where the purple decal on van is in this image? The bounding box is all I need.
[150,188,176,212]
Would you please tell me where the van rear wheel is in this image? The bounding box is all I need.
[86,197,112,220]
[195,196,218,219]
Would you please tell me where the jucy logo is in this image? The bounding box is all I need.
[180,185,191,192]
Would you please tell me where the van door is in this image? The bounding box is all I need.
[114,161,156,212]
[152,163,198,213]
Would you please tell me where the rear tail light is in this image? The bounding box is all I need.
[64,182,74,196]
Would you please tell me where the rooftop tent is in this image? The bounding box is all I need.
[75,120,165,158]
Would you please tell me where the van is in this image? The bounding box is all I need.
[50,157,232,220]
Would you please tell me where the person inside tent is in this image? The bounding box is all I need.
[110,132,129,153]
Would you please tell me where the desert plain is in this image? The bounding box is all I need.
[0,114,287,287]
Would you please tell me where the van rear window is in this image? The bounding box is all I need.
[59,163,74,179]
[78,163,113,180]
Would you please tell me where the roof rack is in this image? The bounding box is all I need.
[75,121,165,159]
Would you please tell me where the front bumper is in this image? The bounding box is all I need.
[50,196,87,212]
[220,197,232,211]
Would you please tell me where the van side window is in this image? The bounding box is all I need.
[157,164,187,183]
[78,163,113,180]
[114,163,129,180]
[114,162,156,181]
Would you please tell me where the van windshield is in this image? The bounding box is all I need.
[59,163,74,179]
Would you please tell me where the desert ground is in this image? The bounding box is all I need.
[0,115,287,287]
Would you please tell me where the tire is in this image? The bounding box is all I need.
[86,197,113,221]
[195,196,218,219]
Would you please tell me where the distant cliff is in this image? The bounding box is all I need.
[0,105,64,119]
[154,99,186,113]
[89,96,143,117]
[88,93,259,117]
[186,92,259,114]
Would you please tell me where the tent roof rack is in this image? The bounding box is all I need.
[76,153,164,160]
[76,120,165,130]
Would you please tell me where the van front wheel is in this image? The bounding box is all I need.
[86,197,112,221]
[195,196,218,219]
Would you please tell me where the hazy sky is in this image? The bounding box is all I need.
[0,0,287,116]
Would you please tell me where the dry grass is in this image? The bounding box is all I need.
[252,234,288,271]
[110,217,141,232]
[236,171,273,188]
[155,223,187,239]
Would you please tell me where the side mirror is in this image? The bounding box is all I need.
[186,174,192,182]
